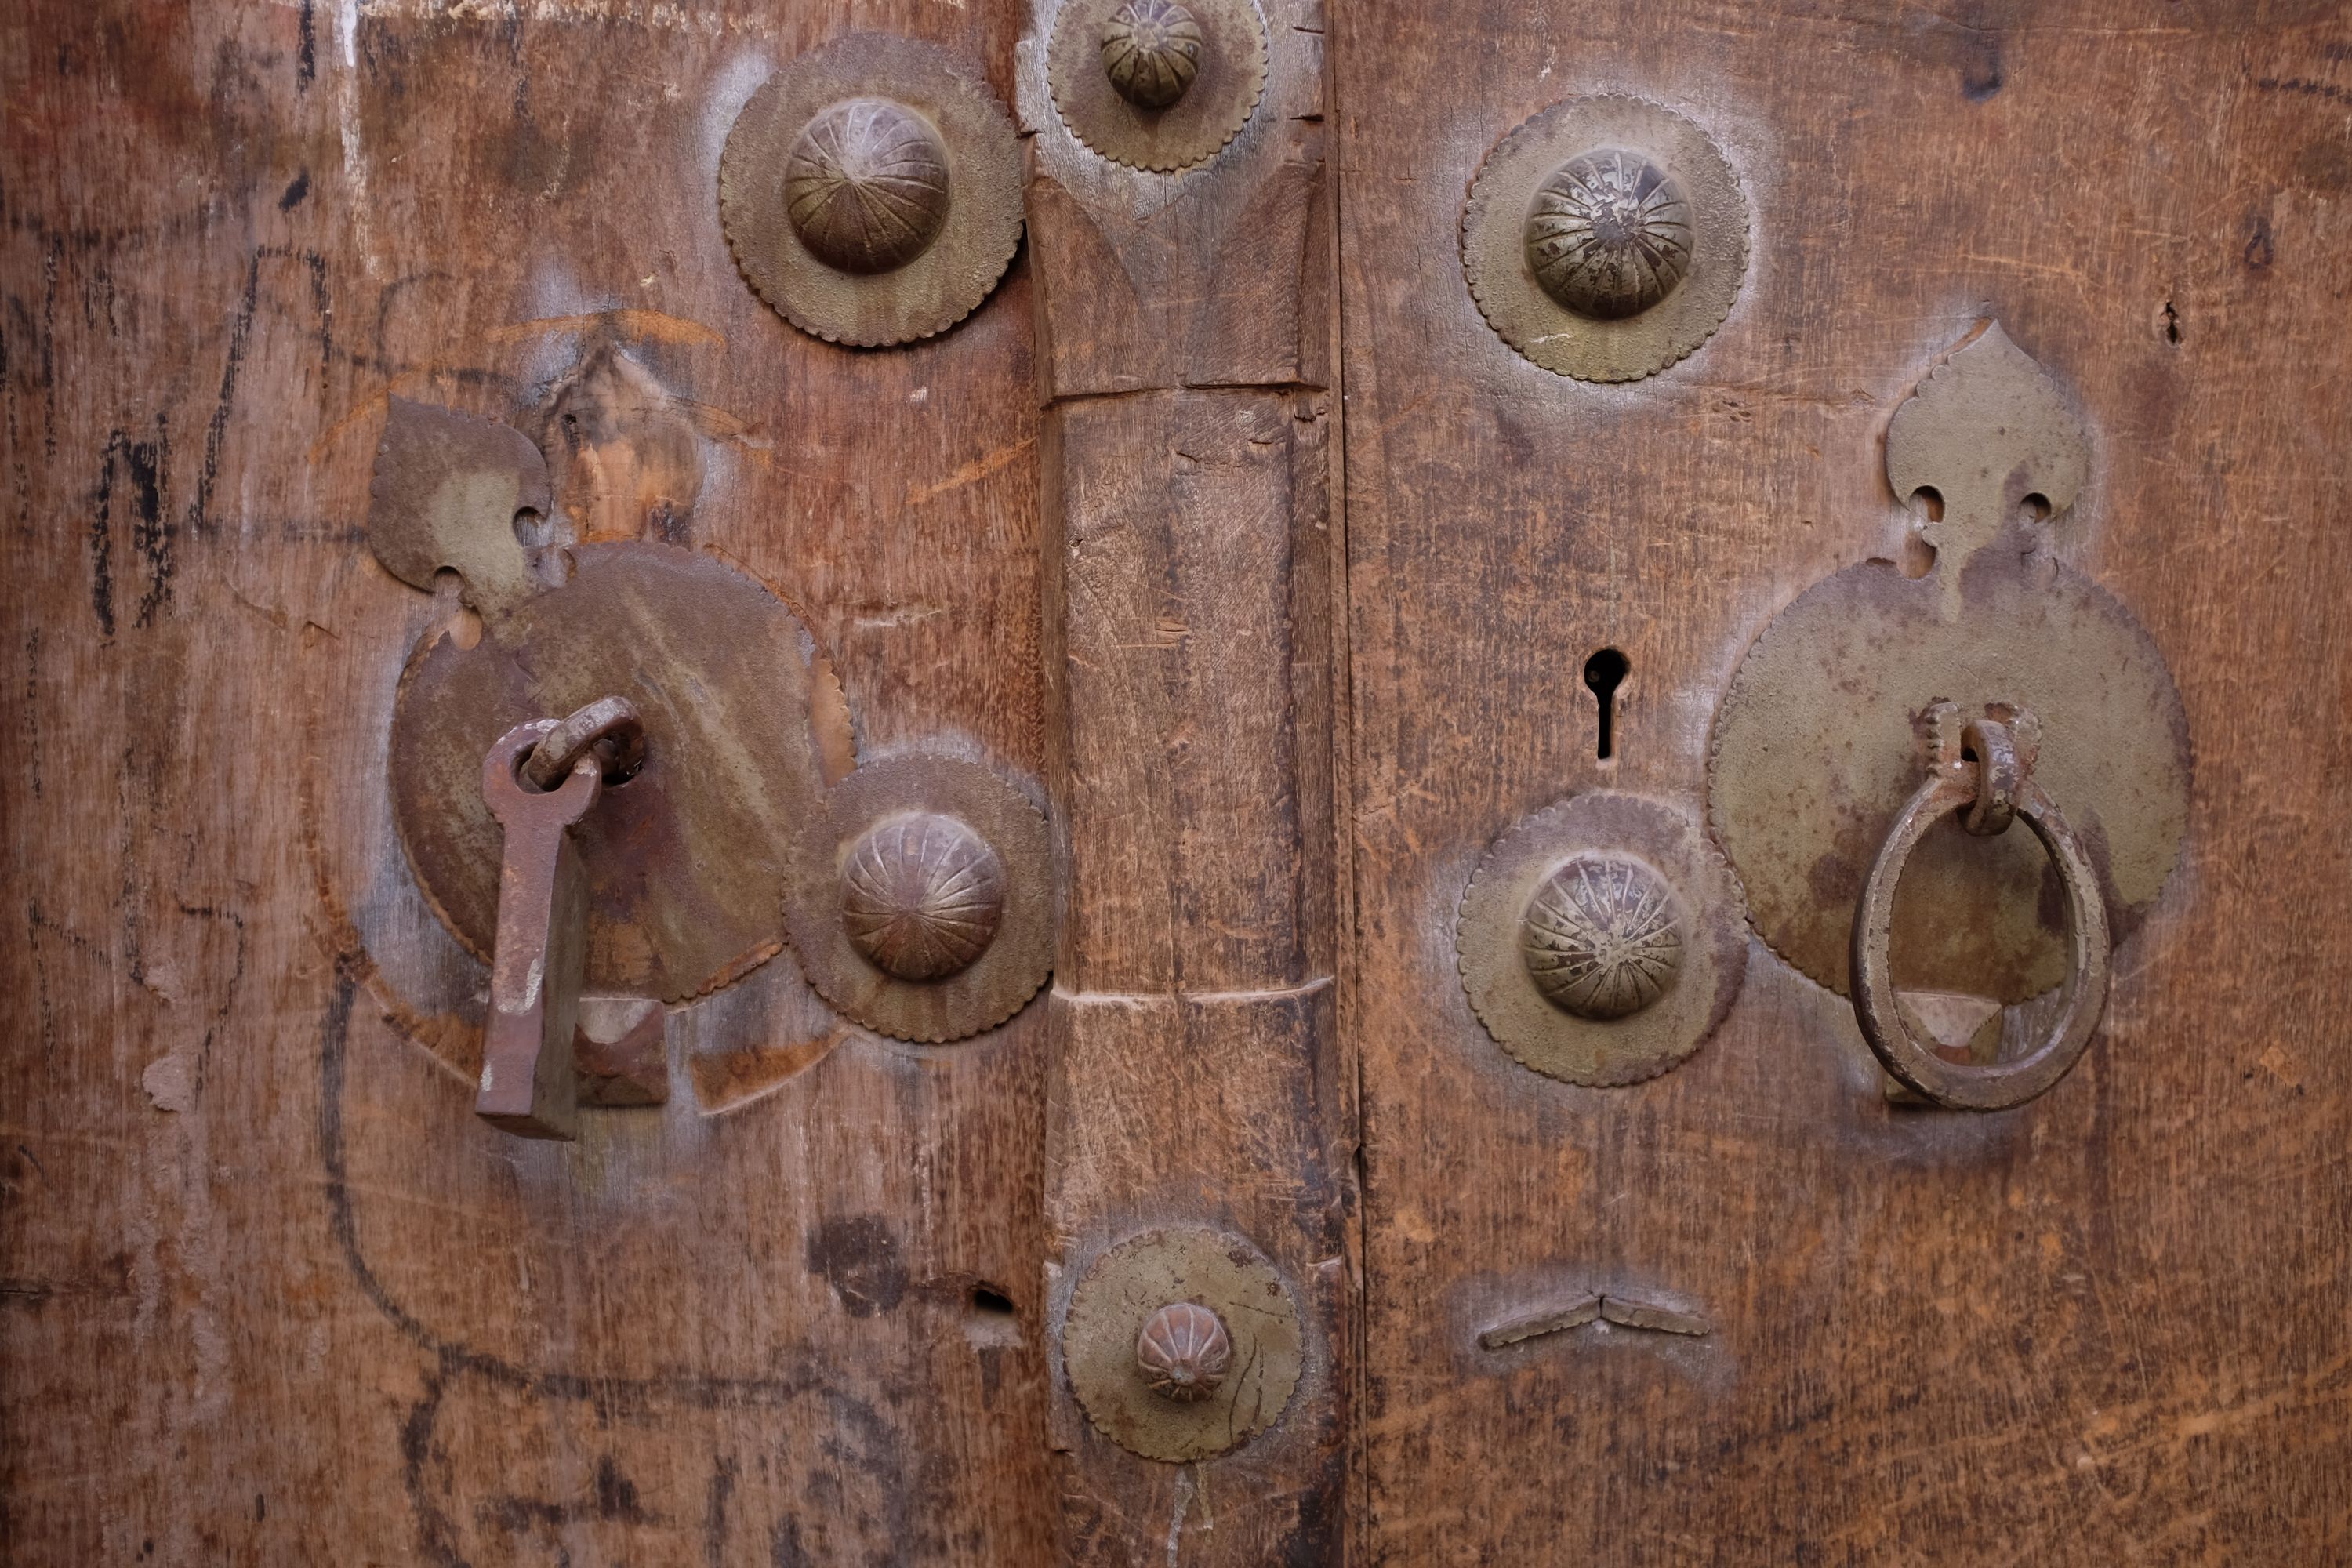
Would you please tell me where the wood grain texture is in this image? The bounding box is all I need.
[1025,0,1354,1559]
[2,2,1052,1560]
[1337,0,2352,1561]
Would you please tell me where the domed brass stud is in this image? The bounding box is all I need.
[1100,0,1204,110]
[784,97,952,276]
[840,811,1006,982]
[1134,1301,1231,1402]
[1046,0,1268,172]
[1519,851,1685,1020]
[1461,95,1748,382]
[1523,149,1692,321]
[719,33,1024,347]
[1457,793,1747,1087]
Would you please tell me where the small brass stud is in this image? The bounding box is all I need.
[1100,0,1204,111]
[1134,1301,1232,1402]
[785,96,953,276]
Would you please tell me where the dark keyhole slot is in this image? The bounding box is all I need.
[1584,648,1629,760]
[970,1284,1016,1318]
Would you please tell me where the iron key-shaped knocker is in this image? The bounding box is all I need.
[1850,703,2112,1112]
[477,699,642,1140]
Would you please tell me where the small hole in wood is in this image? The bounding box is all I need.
[1584,648,1629,760]
[970,1283,1016,1318]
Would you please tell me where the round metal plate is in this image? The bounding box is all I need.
[720,33,1024,347]
[1063,1227,1303,1463]
[1047,0,1268,172]
[1457,791,1748,1087]
[782,753,1053,1043]
[1461,95,1748,383]
[1707,548,2191,1003]
[390,540,831,1003]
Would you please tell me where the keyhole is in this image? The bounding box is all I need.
[1584,648,1628,760]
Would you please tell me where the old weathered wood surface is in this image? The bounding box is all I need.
[1025,0,1355,1559]
[6,0,2351,1562]
[4,2,1054,1561]
[1338,0,2352,1561]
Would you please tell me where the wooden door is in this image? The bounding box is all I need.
[1336,1,2352,1561]
[5,0,2349,1563]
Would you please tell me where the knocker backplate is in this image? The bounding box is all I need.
[390,541,833,1004]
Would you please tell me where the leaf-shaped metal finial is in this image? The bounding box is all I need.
[1885,322,2089,592]
[367,397,555,626]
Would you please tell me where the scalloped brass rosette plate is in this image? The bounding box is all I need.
[389,539,831,1004]
[1458,791,1747,1086]
[720,32,1023,347]
[1461,95,1748,383]
[1047,0,1269,172]
[1707,323,2190,1004]
[782,753,1053,1043]
[1063,1227,1303,1463]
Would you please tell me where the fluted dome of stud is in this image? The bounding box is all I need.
[1519,852,1685,1020]
[840,813,1006,982]
[1523,148,1693,320]
[785,96,952,275]
[1134,1301,1232,1403]
[1099,0,1204,110]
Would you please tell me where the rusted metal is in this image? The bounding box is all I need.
[1708,324,2190,1004]
[391,540,833,1003]
[573,995,669,1107]
[1851,701,2112,1112]
[1062,1227,1302,1461]
[476,720,600,1140]
[720,33,1024,347]
[1462,96,1748,382]
[782,753,1052,1043]
[1458,791,1747,1087]
[367,397,558,626]
[521,695,646,793]
[1047,0,1267,172]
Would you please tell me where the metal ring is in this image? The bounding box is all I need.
[1849,769,2111,1110]
[521,696,644,792]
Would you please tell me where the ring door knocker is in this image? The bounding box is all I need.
[1709,323,2191,1112]
[1850,703,2111,1110]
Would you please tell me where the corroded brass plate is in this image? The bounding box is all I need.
[390,541,830,1003]
[1457,792,1748,1087]
[1708,325,2190,1003]
[1063,1227,1303,1463]
[1047,0,1269,172]
[720,32,1023,347]
[782,753,1053,1043]
[1461,95,1748,383]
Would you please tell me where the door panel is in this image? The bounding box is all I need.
[4,4,1052,1561]
[1336,2,2351,1559]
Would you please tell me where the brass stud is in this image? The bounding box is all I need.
[840,812,1006,982]
[1100,0,1203,110]
[1523,149,1692,321]
[785,96,953,276]
[1519,852,1685,1021]
[1134,1301,1231,1402]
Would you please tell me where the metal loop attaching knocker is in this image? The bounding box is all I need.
[521,695,645,793]
[1849,702,2111,1111]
